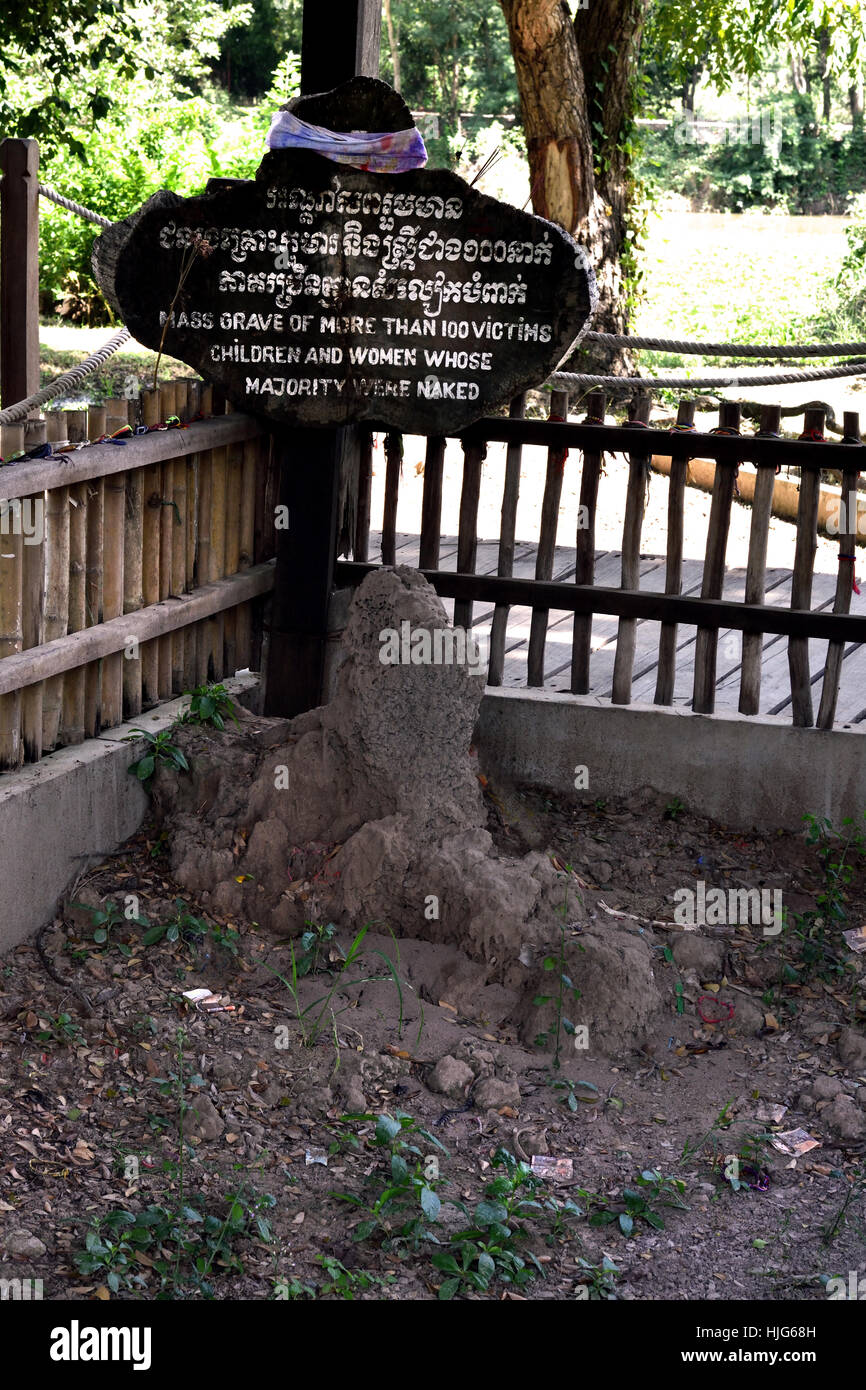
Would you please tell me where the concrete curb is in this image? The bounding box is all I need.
[0,673,258,954]
[474,686,866,832]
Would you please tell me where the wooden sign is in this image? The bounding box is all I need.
[94,83,596,431]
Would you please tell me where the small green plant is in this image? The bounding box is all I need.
[264,923,404,1054]
[315,1255,396,1299]
[680,1100,736,1166]
[36,1011,83,1046]
[126,727,189,786]
[272,1275,317,1300]
[70,898,149,955]
[588,1169,689,1237]
[547,1076,600,1113]
[776,812,866,987]
[74,1188,276,1297]
[332,1111,450,1254]
[180,682,240,731]
[574,1254,620,1300]
[821,1163,866,1245]
[664,797,685,822]
[719,1131,773,1194]
[76,1024,276,1296]
[433,1148,579,1299]
[295,921,340,977]
[142,899,239,958]
[534,865,583,1069]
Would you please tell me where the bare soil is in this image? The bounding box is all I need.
[1,780,865,1303]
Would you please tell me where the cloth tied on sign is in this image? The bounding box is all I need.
[266,110,428,173]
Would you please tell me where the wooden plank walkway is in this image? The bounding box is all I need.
[367,532,866,724]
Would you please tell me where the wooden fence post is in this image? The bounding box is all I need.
[264,0,381,717]
[0,138,40,417]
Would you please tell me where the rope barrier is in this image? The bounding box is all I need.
[581,331,866,358]
[37,183,113,229]
[550,360,866,391]
[0,329,131,427]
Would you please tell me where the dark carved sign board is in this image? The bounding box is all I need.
[95,83,597,432]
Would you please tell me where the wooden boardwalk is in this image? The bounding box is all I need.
[369,531,866,725]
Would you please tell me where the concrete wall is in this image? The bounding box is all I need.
[2,670,864,954]
[474,687,866,831]
[0,676,258,955]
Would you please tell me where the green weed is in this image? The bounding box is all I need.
[126,726,189,786]
[180,682,240,731]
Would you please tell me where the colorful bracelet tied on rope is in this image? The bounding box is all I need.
[266,111,428,173]
[839,553,861,595]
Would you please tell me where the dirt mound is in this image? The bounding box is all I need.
[150,567,663,1057]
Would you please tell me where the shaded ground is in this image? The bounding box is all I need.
[1,776,865,1302]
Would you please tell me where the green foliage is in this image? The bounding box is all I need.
[141,898,239,957]
[71,897,149,953]
[125,727,190,786]
[264,923,404,1051]
[681,1099,736,1165]
[272,1275,317,1300]
[73,1187,276,1297]
[639,95,866,216]
[35,1011,83,1046]
[433,1147,580,1299]
[2,0,251,157]
[574,1254,621,1300]
[643,0,866,101]
[379,0,517,150]
[74,1023,275,1297]
[332,1111,450,1253]
[775,812,866,986]
[293,921,340,978]
[38,90,268,321]
[314,1255,396,1299]
[212,0,300,99]
[814,193,866,342]
[821,1161,866,1244]
[547,1076,600,1113]
[586,1168,689,1237]
[180,682,240,731]
[533,864,582,1069]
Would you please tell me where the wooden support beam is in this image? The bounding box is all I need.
[264,428,341,716]
[301,0,381,91]
[335,562,866,645]
[0,563,274,696]
[0,415,264,501]
[264,0,380,716]
[0,138,39,413]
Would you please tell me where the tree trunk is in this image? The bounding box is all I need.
[682,62,702,113]
[499,0,648,371]
[850,80,864,127]
[790,50,808,95]
[818,26,832,124]
[383,0,401,93]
